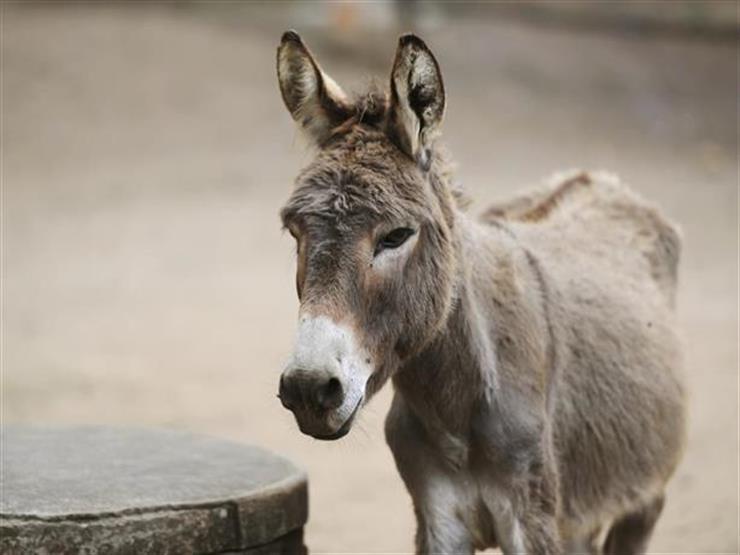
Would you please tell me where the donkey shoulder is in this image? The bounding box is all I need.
[481,171,682,304]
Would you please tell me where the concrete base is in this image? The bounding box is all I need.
[0,427,308,555]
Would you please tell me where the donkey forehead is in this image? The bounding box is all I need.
[282,150,431,227]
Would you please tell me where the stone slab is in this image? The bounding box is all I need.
[222,529,307,555]
[0,426,308,554]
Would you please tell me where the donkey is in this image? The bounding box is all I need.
[275,31,686,555]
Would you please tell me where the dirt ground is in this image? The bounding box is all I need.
[3,4,738,554]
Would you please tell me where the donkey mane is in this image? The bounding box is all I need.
[330,84,389,135]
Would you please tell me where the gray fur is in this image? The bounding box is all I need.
[276,32,686,555]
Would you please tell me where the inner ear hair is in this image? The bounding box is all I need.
[387,34,446,166]
[277,30,352,145]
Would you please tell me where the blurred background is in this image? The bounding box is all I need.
[3,2,738,553]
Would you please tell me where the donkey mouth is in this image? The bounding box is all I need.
[310,396,363,441]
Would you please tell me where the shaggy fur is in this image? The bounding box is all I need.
[276,31,686,555]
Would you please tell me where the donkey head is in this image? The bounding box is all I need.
[277,31,459,440]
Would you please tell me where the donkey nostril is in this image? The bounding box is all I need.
[278,375,295,410]
[317,377,344,411]
[326,377,341,396]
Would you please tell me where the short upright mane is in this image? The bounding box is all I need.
[320,85,468,211]
[330,84,390,137]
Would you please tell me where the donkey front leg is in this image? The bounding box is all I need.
[484,466,562,555]
[412,476,475,554]
[473,400,562,555]
[385,395,474,555]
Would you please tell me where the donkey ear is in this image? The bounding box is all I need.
[387,34,445,168]
[277,30,351,145]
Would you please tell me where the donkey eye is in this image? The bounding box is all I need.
[375,227,416,255]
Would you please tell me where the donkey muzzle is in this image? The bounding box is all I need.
[279,315,371,440]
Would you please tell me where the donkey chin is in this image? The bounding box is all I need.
[279,315,372,440]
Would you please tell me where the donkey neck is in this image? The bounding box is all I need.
[393,213,510,438]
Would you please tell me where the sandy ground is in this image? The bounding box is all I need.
[2,4,738,554]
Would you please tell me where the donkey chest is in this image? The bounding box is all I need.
[388,392,543,550]
[404,382,544,476]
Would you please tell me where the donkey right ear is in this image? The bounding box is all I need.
[277,31,351,145]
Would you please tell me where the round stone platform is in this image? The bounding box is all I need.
[0,426,308,554]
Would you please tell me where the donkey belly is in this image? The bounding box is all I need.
[503,179,688,533]
[551,281,686,535]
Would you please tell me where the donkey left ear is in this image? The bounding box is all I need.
[387,34,445,169]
